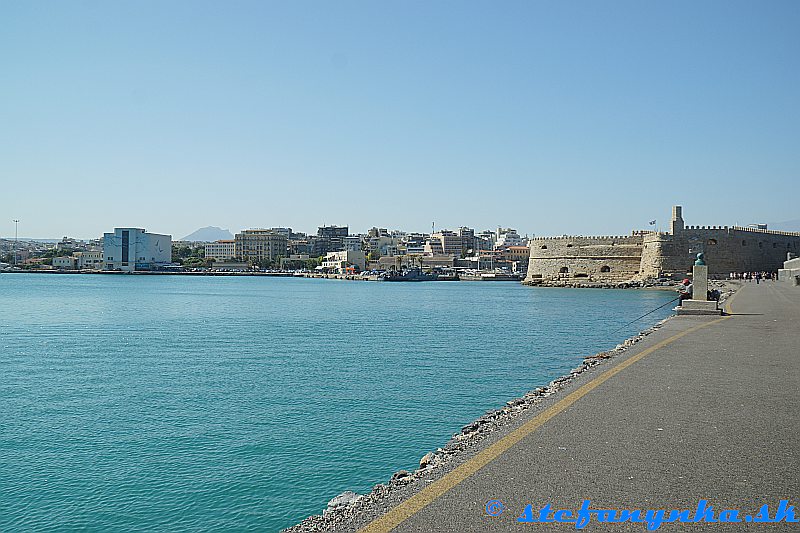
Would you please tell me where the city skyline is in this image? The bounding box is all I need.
[4,211,800,243]
[2,1,799,239]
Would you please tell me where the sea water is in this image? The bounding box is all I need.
[0,274,675,531]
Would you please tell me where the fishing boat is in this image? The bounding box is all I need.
[382,268,438,282]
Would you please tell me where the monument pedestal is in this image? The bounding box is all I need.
[676,259,722,315]
[676,299,721,315]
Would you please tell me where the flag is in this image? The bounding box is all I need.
[649,220,656,225]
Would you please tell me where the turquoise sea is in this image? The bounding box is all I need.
[0,274,675,531]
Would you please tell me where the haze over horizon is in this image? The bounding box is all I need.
[2,1,798,239]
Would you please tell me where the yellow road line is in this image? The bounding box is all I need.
[359,314,731,533]
[724,284,741,314]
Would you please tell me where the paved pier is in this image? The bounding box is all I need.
[356,281,799,532]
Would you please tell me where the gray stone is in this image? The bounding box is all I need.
[327,491,360,509]
[419,452,436,468]
[391,470,411,482]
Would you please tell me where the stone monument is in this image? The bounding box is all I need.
[677,253,723,315]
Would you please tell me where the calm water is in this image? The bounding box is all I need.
[0,274,675,531]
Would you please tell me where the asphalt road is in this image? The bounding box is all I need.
[358,281,799,532]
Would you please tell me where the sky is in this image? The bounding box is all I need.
[1,1,798,239]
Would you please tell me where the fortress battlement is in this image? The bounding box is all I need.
[529,235,642,242]
[728,226,800,237]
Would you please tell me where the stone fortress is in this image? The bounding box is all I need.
[524,206,800,284]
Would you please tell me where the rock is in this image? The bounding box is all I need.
[461,422,479,433]
[419,452,436,469]
[391,470,412,483]
[327,491,360,509]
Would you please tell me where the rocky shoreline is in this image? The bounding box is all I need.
[283,281,739,533]
[524,278,695,290]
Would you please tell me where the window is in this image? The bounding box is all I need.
[707,239,717,245]
[600,265,611,272]
[559,266,569,273]
[566,243,574,247]
[742,240,747,246]
[541,245,547,249]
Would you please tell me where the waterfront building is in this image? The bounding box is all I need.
[234,229,288,263]
[322,250,366,272]
[501,245,531,273]
[76,250,104,269]
[103,228,172,271]
[52,256,77,269]
[205,240,236,260]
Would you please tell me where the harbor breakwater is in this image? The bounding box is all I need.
[285,280,739,532]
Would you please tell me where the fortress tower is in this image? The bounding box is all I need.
[670,205,684,235]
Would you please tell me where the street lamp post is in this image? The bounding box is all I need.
[12,219,20,266]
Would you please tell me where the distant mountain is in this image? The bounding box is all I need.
[181,227,234,242]
[768,219,800,232]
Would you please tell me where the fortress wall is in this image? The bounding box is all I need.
[524,208,800,285]
[642,227,800,279]
[525,235,644,282]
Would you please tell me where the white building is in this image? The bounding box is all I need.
[205,240,236,260]
[76,250,104,270]
[425,230,461,256]
[495,228,524,249]
[103,228,172,271]
[53,256,77,269]
[322,250,366,272]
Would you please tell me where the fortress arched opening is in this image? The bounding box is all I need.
[541,245,547,249]
[707,239,717,245]
[566,243,574,247]
[600,265,611,272]
[742,240,747,246]
[559,266,569,273]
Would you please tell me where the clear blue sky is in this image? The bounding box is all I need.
[2,1,798,239]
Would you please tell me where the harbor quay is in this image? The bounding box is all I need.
[288,281,799,531]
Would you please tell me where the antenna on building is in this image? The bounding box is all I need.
[12,219,20,266]
[432,222,435,235]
